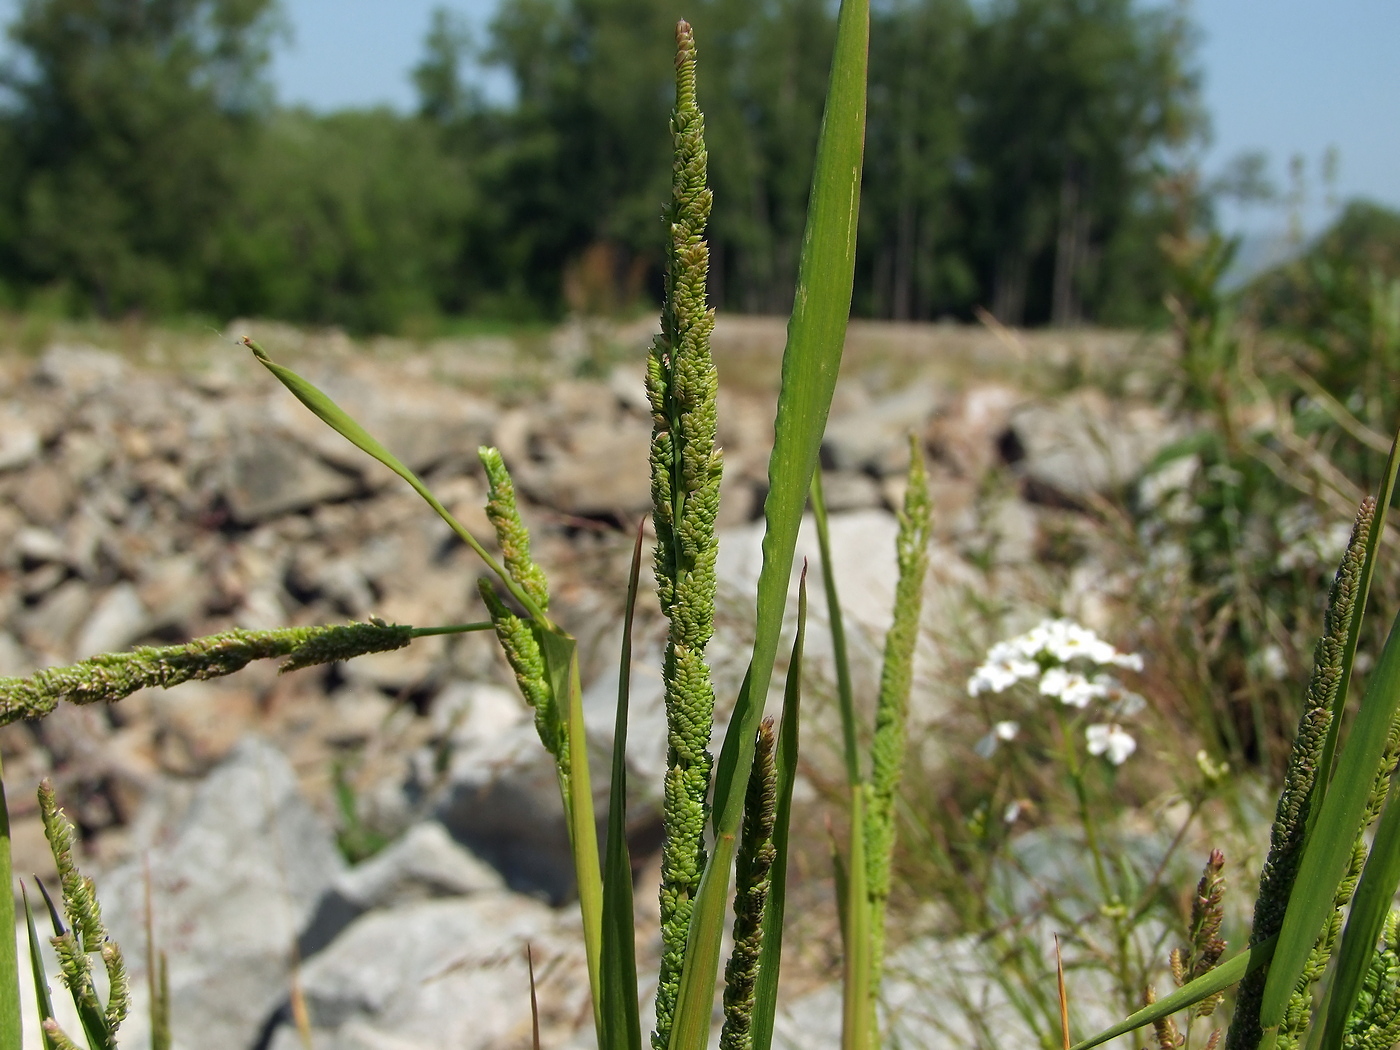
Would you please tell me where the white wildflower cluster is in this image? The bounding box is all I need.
[969,618,1145,765]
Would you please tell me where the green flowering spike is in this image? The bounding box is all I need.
[863,436,933,989]
[478,580,567,770]
[1177,849,1228,1019]
[38,781,128,1047]
[0,621,414,722]
[41,1019,83,1050]
[1275,712,1400,1050]
[101,940,129,1031]
[1345,911,1400,1050]
[479,447,549,612]
[720,718,778,1050]
[650,19,724,1050]
[1229,497,1373,1050]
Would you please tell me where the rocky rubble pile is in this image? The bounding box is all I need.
[0,320,1179,1049]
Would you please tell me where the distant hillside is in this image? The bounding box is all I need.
[1242,199,1400,330]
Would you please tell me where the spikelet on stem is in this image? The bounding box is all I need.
[1170,849,1228,1019]
[0,620,415,722]
[478,580,566,773]
[1342,910,1400,1050]
[720,719,779,1050]
[39,780,129,1045]
[863,437,933,990]
[1228,497,1374,1050]
[480,446,550,612]
[649,18,724,1050]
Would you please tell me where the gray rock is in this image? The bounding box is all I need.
[822,385,941,475]
[335,821,504,910]
[35,345,127,396]
[19,578,91,655]
[421,681,586,902]
[224,429,360,523]
[98,737,345,1050]
[0,420,40,472]
[268,895,590,1050]
[1008,389,1181,502]
[75,582,151,656]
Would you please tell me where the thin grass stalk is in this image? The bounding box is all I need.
[649,20,724,1049]
[810,467,859,785]
[841,784,874,1050]
[600,523,646,1050]
[0,754,19,1049]
[669,0,869,1041]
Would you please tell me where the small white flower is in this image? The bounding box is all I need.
[1086,723,1136,765]
[1107,689,1147,718]
[968,655,1039,696]
[1038,667,1110,708]
[1003,800,1024,824]
[1261,644,1289,681]
[974,720,1022,759]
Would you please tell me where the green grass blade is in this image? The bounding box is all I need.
[1070,936,1278,1050]
[1261,607,1400,1032]
[0,756,19,1049]
[1311,424,1400,822]
[751,573,808,1050]
[670,0,869,1041]
[841,783,874,1050]
[243,339,544,622]
[600,524,645,1050]
[810,468,860,786]
[537,627,605,1043]
[22,885,55,1050]
[1317,761,1400,1049]
[35,877,107,1050]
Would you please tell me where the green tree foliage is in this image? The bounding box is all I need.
[962,0,1202,325]
[0,0,1204,329]
[0,0,280,314]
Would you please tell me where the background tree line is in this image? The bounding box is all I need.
[0,0,1204,333]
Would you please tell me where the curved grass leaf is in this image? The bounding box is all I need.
[22,884,55,1050]
[1260,608,1400,1032]
[751,573,807,1050]
[599,524,646,1050]
[1069,936,1277,1050]
[1317,739,1400,1049]
[537,627,605,1039]
[668,0,869,1043]
[243,339,544,622]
